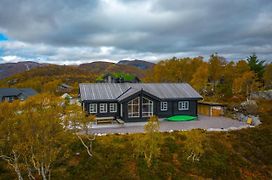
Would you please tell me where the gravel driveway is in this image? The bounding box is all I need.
[89,115,250,134]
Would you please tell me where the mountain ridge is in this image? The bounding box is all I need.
[0,60,154,80]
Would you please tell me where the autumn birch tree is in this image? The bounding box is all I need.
[0,94,71,180]
[64,104,96,158]
[133,116,161,167]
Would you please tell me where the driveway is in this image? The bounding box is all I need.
[89,115,250,134]
[88,116,250,134]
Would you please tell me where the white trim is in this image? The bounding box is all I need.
[178,101,189,110]
[142,97,153,117]
[109,103,117,112]
[120,104,123,117]
[89,103,97,113]
[100,103,107,113]
[128,97,140,118]
[160,102,168,111]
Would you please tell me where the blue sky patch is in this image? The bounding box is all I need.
[0,33,8,41]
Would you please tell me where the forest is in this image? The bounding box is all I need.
[0,54,272,179]
[144,54,272,103]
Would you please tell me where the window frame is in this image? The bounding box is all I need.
[142,97,153,117]
[99,103,108,113]
[89,103,97,113]
[160,101,168,111]
[109,103,117,113]
[128,97,140,118]
[178,101,189,110]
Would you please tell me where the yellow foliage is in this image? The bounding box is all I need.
[264,64,272,89]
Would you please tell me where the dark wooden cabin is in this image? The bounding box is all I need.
[79,83,202,122]
[0,88,37,102]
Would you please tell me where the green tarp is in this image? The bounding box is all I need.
[166,115,197,121]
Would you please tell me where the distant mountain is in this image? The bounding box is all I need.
[117,60,155,70]
[79,61,115,74]
[79,61,146,78]
[0,60,154,80]
[0,61,45,80]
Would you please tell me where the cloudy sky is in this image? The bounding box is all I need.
[0,0,272,64]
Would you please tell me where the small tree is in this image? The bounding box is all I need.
[246,53,265,79]
[64,104,96,158]
[133,116,161,167]
[208,53,226,93]
[264,64,272,89]
[183,130,206,162]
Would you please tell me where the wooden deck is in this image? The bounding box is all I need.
[96,116,115,124]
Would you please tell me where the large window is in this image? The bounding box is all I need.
[160,102,168,111]
[178,101,189,110]
[142,97,153,117]
[128,97,140,118]
[100,103,107,113]
[89,103,97,113]
[109,103,117,112]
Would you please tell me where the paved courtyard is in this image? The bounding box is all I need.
[90,115,250,134]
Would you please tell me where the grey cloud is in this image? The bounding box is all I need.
[0,0,271,63]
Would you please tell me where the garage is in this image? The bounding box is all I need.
[198,102,225,116]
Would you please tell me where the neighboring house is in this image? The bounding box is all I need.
[57,83,73,93]
[96,73,140,83]
[61,93,73,100]
[0,88,38,102]
[79,83,202,122]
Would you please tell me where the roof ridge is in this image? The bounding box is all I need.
[115,86,133,99]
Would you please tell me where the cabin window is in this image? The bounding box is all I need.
[4,97,14,102]
[100,103,107,113]
[160,102,168,111]
[128,97,140,118]
[178,101,189,110]
[89,103,97,113]
[142,97,153,117]
[109,103,117,112]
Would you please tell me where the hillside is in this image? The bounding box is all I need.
[0,61,46,80]
[0,60,148,94]
[79,61,146,78]
[0,65,97,94]
[1,100,271,179]
[117,59,155,70]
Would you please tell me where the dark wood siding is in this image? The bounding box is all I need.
[83,101,120,118]
[173,100,198,116]
[83,98,199,122]
[156,100,198,118]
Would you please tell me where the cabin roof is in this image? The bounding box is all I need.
[0,88,21,97]
[0,88,37,100]
[60,83,72,88]
[198,101,226,106]
[18,88,38,97]
[79,83,202,101]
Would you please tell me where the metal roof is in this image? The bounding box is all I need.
[18,88,38,97]
[117,88,141,101]
[0,88,21,97]
[0,88,37,100]
[79,83,202,101]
